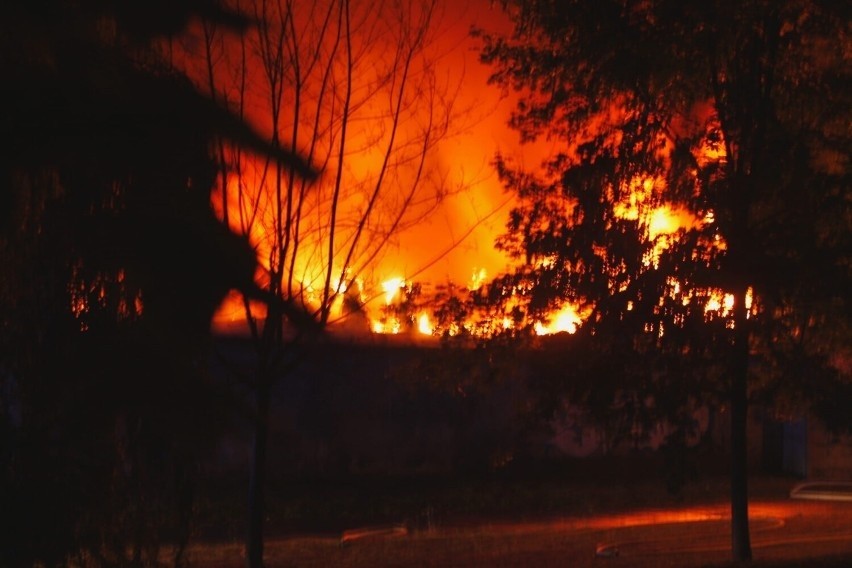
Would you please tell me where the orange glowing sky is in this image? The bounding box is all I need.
[376,1,532,288]
[186,0,560,330]
[83,0,542,336]
[181,0,708,335]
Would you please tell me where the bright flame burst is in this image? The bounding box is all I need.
[470,268,488,290]
[213,194,740,339]
[381,277,405,305]
[705,287,754,320]
[534,305,582,335]
[418,313,433,335]
[355,194,726,338]
[211,102,743,339]
[370,276,435,336]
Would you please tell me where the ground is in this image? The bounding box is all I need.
[179,473,852,567]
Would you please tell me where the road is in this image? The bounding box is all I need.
[186,498,852,566]
[447,499,852,566]
[582,501,852,561]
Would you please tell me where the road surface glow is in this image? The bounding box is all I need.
[185,499,852,566]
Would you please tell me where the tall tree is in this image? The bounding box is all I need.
[0,0,312,564]
[477,0,850,562]
[175,0,463,564]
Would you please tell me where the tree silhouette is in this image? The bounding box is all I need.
[0,0,312,564]
[179,0,465,563]
[478,0,850,561]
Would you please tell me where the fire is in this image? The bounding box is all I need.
[372,318,401,335]
[705,293,732,314]
[192,1,519,337]
[360,181,705,338]
[705,287,755,319]
[535,305,582,335]
[193,2,743,343]
[470,268,488,290]
[418,313,434,335]
[368,277,436,336]
[213,289,267,327]
[649,206,687,239]
[381,277,405,305]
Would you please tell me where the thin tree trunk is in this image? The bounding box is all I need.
[248,382,270,568]
[730,291,752,562]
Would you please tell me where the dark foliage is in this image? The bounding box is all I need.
[0,1,312,565]
[477,0,849,561]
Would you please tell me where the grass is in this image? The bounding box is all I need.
[267,459,795,532]
[194,454,747,537]
[181,516,852,568]
[178,456,852,566]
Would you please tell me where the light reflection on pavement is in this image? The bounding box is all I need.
[463,500,852,560]
[188,499,852,566]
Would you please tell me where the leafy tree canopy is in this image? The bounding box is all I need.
[476,0,850,419]
[477,3,849,559]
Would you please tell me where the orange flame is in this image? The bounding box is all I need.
[191,3,742,341]
[534,305,582,335]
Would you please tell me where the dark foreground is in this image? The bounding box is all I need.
[178,472,852,567]
[181,499,852,567]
